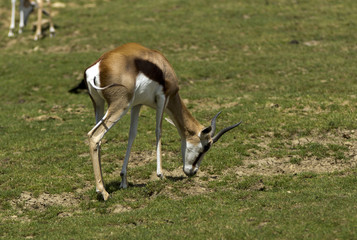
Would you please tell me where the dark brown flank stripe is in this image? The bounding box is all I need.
[134,58,166,90]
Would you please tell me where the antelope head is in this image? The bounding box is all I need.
[182,112,242,176]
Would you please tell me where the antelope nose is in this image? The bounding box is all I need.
[184,167,196,177]
[184,167,198,177]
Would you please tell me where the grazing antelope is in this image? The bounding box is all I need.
[85,43,242,200]
[8,0,55,40]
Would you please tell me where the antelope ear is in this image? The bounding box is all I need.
[200,126,212,138]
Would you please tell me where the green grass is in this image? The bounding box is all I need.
[1,0,357,239]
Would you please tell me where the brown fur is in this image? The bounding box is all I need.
[98,43,179,99]
[166,92,204,143]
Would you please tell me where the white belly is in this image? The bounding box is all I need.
[132,73,164,109]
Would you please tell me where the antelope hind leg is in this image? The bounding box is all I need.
[88,101,131,200]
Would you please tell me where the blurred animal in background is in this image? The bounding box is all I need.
[8,0,55,40]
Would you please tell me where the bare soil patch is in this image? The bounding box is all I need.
[11,191,80,211]
[128,166,215,201]
[22,114,63,122]
[129,151,157,167]
[109,204,132,213]
[235,129,357,177]
[231,156,357,177]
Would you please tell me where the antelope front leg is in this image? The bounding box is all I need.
[155,95,168,178]
[120,105,142,189]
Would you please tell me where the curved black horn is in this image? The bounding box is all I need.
[212,121,242,144]
[210,111,222,136]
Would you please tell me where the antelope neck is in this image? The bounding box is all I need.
[166,93,203,140]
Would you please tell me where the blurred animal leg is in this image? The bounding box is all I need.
[46,0,55,37]
[34,0,43,40]
[9,0,16,37]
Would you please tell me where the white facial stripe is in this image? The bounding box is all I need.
[185,141,201,165]
[182,141,201,176]
[182,138,213,176]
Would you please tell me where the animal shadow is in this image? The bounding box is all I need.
[105,180,147,194]
[166,176,185,182]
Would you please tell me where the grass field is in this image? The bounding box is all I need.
[0,0,356,239]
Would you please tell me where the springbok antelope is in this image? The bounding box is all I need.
[8,0,55,40]
[85,43,242,200]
